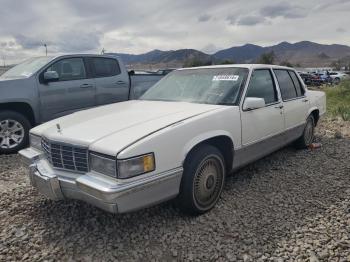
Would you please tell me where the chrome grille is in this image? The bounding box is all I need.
[41,137,89,172]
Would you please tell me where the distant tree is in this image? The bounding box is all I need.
[257,51,276,64]
[331,60,342,70]
[295,63,301,67]
[280,61,294,67]
[216,59,235,65]
[183,58,212,67]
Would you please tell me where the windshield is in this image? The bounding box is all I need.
[0,56,54,79]
[141,68,249,105]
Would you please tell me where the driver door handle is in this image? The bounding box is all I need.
[116,81,126,85]
[80,84,93,88]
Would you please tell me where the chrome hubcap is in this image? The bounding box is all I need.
[0,119,25,149]
[193,157,224,209]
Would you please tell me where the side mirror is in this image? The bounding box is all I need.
[243,97,266,111]
[43,71,59,82]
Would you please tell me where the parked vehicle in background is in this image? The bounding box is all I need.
[314,72,332,84]
[298,72,322,86]
[20,64,326,215]
[328,71,349,84]
[0,54,163,153]
[155,68,176,75]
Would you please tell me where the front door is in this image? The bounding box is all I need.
[38,57,96,122]
[238,69,285,166]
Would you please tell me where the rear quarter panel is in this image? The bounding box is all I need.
[306,90,326,117]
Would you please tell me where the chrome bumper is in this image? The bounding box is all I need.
[19,148,183,213]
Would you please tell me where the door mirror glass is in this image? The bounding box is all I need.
[243,97,266,111]
[44,71,59,82]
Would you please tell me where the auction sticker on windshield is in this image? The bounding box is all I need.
[212,75,239,81]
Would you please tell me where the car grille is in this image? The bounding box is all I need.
[41,137,89,172]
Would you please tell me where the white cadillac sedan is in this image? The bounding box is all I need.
[20,65,326,215]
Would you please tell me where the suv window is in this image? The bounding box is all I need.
[246,69,278,105]
[288,71,304,97]
[274,70,297,100]
[92,58,121,77]
[47,58,86,81]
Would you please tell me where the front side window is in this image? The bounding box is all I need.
[141,68,249,105]
[274,70,297,100]
[46,58,86,81]
[245,69,278,105]
[92,58,121,77]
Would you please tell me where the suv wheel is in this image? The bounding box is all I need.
[177,144,226,215]
[0,111,31,154]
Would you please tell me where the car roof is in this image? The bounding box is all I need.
[51,54,120,60]
[177,64,294,71]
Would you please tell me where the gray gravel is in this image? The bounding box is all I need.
[0,131,349,261]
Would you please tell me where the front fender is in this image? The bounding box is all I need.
[181,130,234,163]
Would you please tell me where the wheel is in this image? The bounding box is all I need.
[0,111,31,154]
[177,144,226,215]
[295,115,315,149]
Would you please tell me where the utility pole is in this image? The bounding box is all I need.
[43,44,47,56]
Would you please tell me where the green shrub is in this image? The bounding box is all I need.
[324,80,350,121]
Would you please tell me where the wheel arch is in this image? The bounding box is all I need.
[307,107,320,126]
[182,132,235,173]
[0,102,36,126]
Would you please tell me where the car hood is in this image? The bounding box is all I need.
[0,75,29,81]
[33,100,223,155]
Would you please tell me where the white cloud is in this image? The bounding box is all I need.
[0,0,349,64]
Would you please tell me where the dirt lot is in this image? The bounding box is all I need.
[0,119,349,262]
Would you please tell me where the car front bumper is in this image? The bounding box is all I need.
[19,148,183,213]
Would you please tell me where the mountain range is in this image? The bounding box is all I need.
[110,41,350,69]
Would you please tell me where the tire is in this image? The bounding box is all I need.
[0,110,31,154]
[177,144,226,215]
[295,115,315,149]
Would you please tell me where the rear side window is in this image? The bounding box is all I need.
[274,70,297,100]
[288,71,304,97]
[92,58,121,77]
[246,69,278,104]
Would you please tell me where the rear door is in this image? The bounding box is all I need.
[38,57,96,122]
[88,57,130,106]
[273,69,309,136]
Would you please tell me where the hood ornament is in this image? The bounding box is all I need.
[56,123,62,134]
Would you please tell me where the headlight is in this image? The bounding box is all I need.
[29,134,41,150]
[117,153,155,179]
[90,153,116,178]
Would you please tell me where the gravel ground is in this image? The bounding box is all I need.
[0,120,349,262]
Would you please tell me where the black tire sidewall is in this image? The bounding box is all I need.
[0,111,31,154]
[178,144,226,215]
[298,115,315,148]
